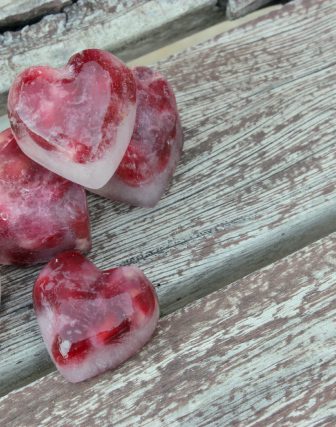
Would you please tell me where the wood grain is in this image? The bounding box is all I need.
[226,0,274,19]
[0,0,223,115]
[1,233,336,426]
[1,0,336,396]
[0,0,71,28]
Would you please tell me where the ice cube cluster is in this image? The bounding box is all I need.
[2,48,182,382]
[8,50,182,199]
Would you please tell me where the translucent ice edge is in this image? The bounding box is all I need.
[16,104,137,189]
[91,119,183,207]
[38,302,159,383]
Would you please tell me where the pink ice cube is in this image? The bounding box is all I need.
[33,251,159,383]
[8,49,137,189]
[90,66,183,207]
[0,129,91,265]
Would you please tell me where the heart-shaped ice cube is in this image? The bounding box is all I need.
[33,251,159,382]
[90,66,183,207]
[8,49,137,189]
[0,129,91,265]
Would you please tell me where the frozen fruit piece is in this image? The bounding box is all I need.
[8,49,137,189]
[33,251,159,383]
[0,129,91,265]
[90,66,183,207]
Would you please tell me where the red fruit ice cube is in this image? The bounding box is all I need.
[8,49,137,189]
[0,129,91,265]
[33,251,159,382]
[90,66,183,207]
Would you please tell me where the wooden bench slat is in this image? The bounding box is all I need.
[0,0,71,28]
[226,0,274,19]
[0,0,223,115]
[1,0,336,396]
[1,233,336,425]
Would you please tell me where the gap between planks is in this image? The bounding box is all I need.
[1,0,336,398]
[0,0,71,29]
[226,0,276,19]
[0,232,335,426]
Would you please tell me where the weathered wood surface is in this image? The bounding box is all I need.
[0,0,71,28]
[1,233,336,426]
[226,0,274,19]
[0,0,223,115]
[0,113,7,131]
[1,0,336,396]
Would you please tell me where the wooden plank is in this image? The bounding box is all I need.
[1,233,336,426]
[1,0,336,396]
[0,3,281,133]
[0,0,223,115]
[127,4,282,67]
[0,0,71,28]
[226,0,274,19]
